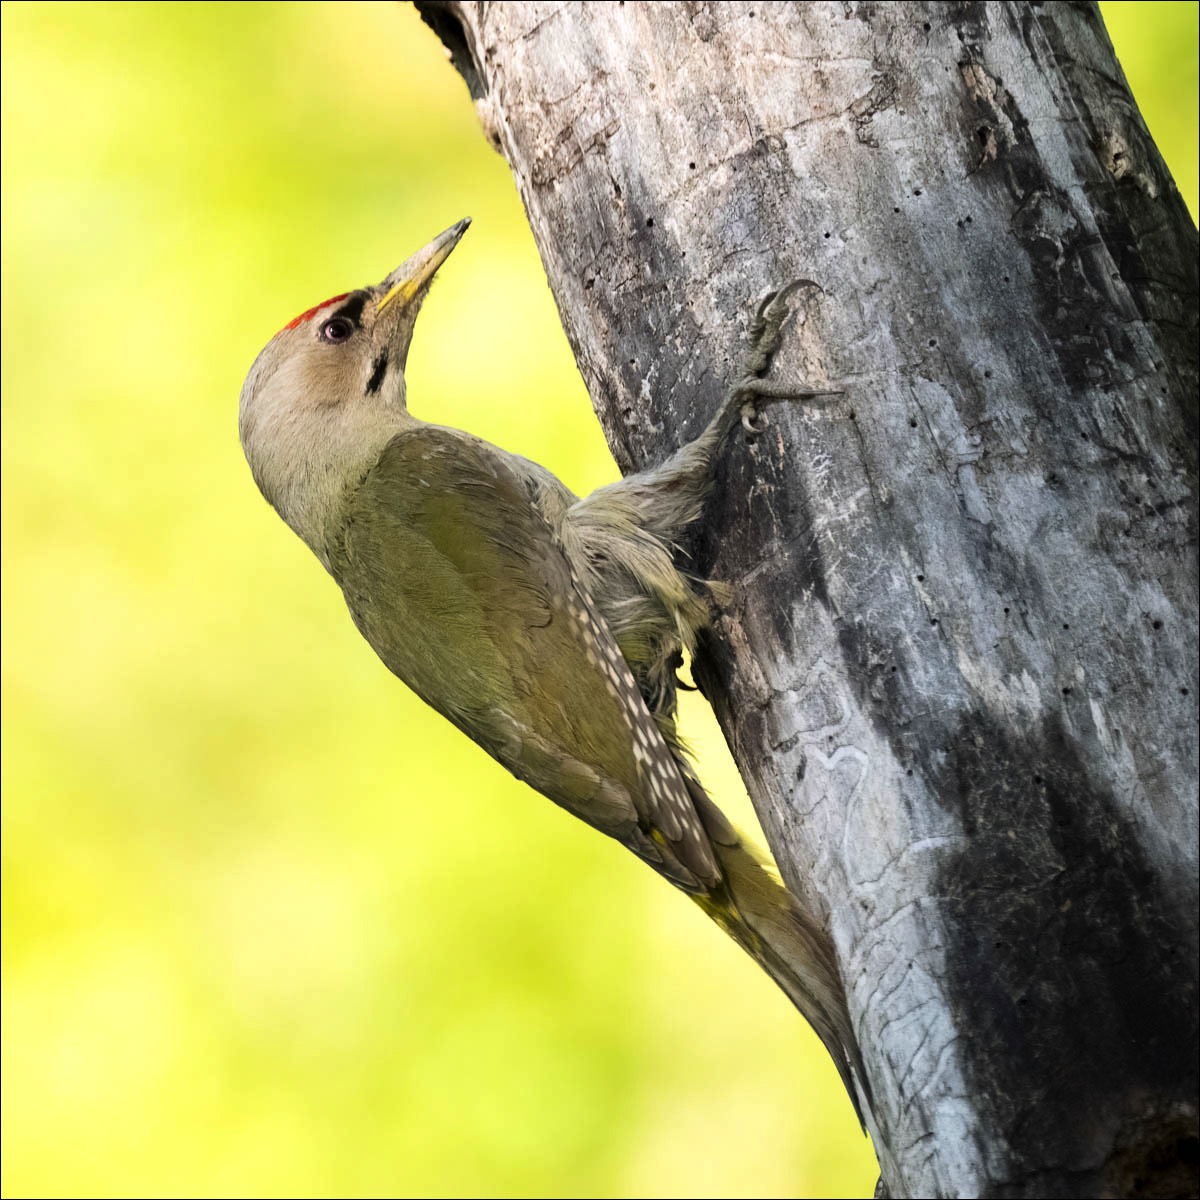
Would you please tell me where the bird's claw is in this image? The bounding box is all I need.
[741,403,767,436]
[733,279,837,439]
[753,278,823,329]
[743,278,825,377]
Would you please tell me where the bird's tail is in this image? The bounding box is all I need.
[683,774,872,1130]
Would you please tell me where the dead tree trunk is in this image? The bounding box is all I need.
[414,2,1199,1195]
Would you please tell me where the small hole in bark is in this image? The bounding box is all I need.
[916,574,925,582]
[824,231,831,238]
[1003,274,1010,282]
[930,618,939,626]
[1034,775,1044,784]
[906,768,913,776]
[688,161,696,170]
[585,278,595,290]
[893,206,901,213]
[913,188,923,196]
[1063,623,1070,630]
[923,21,931,31]
[909,417,918,427]
[1062,687,1072,695]
[965,215,972,223]
[928,338,937,347]
[848,410,857,420]
[1182,687,1190,696]
[1153,619,1163,629]
[645,217,654,228]
[1003,607,1010,614]
[891,665,898,673]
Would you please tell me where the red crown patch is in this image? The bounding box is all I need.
[279,292,350,335]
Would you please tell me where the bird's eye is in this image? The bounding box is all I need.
[319,317,354,343]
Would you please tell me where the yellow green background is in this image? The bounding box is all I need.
[2,3,1195,1196]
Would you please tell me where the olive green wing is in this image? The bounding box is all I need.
[328,425,719,891]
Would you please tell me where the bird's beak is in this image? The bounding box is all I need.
[375,218,471,316]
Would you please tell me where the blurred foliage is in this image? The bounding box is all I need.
[1,3,1195,1197]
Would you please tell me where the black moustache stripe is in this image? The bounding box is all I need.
[365,349,389,396]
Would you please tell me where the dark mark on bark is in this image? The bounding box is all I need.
[930,712,1199,1196]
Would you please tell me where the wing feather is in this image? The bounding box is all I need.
[328,426,720,890]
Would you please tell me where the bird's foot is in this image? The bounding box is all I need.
[735,280,841,434]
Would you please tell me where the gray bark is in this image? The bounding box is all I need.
[414,2,1199,1196]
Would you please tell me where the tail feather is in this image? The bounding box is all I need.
[685,775,872,1130]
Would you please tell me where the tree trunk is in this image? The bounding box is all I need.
[414,2,1199,1195]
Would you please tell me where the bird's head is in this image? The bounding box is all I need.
[239,218,470,564]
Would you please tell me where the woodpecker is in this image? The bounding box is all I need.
[239,219,870,1125]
